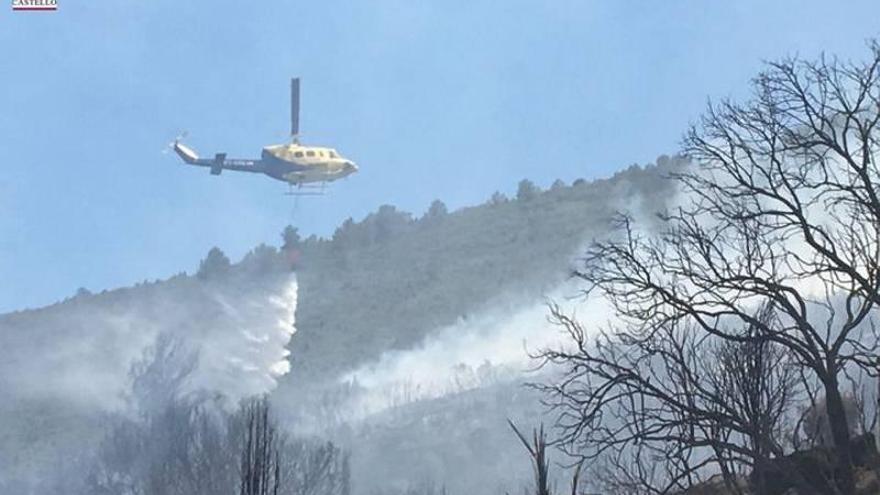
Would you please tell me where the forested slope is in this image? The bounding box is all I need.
[0,155,684,493]
[285,157,680,390]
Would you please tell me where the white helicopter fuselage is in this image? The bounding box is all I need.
[260,143,358,184]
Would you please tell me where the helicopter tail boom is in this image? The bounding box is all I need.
[172,139,263,175]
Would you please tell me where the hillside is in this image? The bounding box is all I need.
[286,158,679,390]
[0,156,684,494]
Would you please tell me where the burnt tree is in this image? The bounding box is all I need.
[544,42,880,494]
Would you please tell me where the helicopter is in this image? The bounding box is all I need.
[171,78,358,194]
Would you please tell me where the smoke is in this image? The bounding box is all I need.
[0,273,298,410]
[334,173,676,419]
[341,281,612,416]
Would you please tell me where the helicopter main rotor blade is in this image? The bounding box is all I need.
[291,77,300,139]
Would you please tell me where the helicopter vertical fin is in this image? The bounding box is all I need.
[291,77,300,141]
[211,153,226,175]
[173,141,199,164]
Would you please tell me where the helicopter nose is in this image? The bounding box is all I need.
[345,161,358,173]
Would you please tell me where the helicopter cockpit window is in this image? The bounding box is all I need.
[294,151,304,158]
[306,151,315,157]
[328,151,337,158]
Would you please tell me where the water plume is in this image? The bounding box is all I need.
[0,273,299,410]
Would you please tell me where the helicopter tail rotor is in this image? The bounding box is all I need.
[163,132,200,164]
[162,131,189,155]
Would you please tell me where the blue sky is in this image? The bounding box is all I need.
[1,1,879,312]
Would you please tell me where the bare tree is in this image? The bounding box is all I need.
[508,420,551,495]
[128,333,198,419]
[234,396,350,495]
[548,41,880,495]
[713,305,801,493]
[538,302,799,494]
[86,334,235,495]
[87,358,349,495]
[283,439,349,495]
[238,396,283,495]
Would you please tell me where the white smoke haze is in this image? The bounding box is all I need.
[332,185,673,420]
[666,154,880,336]
[0,273,298,410]
[330,153,880,422]
[340,281,613,417]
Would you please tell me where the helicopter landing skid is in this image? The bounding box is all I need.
[284,191,324,196]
